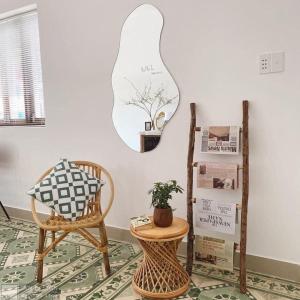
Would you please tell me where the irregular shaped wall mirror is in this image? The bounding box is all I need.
[112,4,179,153]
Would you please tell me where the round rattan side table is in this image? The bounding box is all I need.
[130,217,190,299]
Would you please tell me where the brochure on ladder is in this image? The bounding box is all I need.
[195,235,234,271]
[199,126,240,154]
[195,199,236,235]
[197,162,239,190]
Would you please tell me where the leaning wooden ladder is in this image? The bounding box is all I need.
[186,101,249,294]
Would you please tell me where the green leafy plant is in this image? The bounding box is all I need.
[149,180,184,209]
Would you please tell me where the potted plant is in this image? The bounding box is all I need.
[149,180,183,227]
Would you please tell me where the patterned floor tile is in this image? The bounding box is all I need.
[0,217,298,300]
[197,285,256,300]
[0,241,6,252]
[249,288,292,300]
[0,265,36,285]
[6,236,37,254]
[4,250,35,268]
[193,263,300,299]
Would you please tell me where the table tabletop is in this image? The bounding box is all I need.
[130,216,189,241]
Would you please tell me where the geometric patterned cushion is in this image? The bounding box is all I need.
[28,159,104,221]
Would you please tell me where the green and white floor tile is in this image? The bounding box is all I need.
[0,217,299,300]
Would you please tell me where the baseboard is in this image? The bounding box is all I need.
[3,205,138,244]
[2,205,300,282]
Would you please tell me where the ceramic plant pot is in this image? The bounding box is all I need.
[153,207,173,227]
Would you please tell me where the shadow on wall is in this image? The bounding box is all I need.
[0,143,16,168]
[0,143,19,205]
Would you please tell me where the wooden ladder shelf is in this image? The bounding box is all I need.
[186,101,249,294]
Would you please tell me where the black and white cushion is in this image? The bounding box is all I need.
[28,159,104,221]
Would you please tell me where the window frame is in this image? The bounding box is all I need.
[0,4,45,127]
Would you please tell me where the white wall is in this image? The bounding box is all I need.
[0,0,299,266]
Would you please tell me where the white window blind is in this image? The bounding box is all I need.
[0,8,45,126]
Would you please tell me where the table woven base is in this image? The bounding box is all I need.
[132,239,190,299]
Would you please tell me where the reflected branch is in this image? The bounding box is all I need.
[124,77,178,130]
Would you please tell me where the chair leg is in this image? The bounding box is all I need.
[99,222,111,275]
[0,201,10,220]
[37,228,46,283]
[51,231,56,251]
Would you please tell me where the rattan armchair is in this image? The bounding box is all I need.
[31,161,114,283]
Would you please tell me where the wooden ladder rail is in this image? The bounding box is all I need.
[240,100,249,293]
[186,102,196,276]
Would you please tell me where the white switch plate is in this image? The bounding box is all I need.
[259,53,271,74]
[259,52,285,74]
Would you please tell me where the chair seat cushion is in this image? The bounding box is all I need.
[28,159,104,221]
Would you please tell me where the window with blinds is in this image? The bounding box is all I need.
[0,8,45,126]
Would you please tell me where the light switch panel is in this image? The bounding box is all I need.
[259,52,285,74]
[259,53,271,74]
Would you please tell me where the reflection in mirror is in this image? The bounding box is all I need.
[112,4,179,153]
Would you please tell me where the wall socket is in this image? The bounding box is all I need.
[259,52,285,74]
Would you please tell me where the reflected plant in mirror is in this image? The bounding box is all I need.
[112,4,180,153]
[125,78,178,131]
